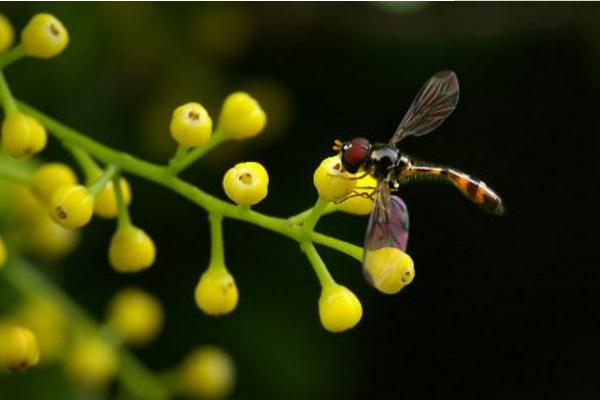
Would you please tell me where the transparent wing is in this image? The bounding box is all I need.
[363,183,409,252]
[389,71,460,146]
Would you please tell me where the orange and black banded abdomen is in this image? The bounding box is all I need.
[407,166,505,215]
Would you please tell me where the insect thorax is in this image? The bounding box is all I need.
[364,143,400,180]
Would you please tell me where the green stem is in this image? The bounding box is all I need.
[0,46,25,70]
[166,145,188,172]
[208,213,225,266]
[0,70,17,114]
[1,257,170,400]
[170,132,227,174]
[301,241,335,287]
[88,164,119,196]
[65,143,102,180]
[16,101,362,261]
[288,202,337,225]
[113,174,132,229]
[303,197,329,234]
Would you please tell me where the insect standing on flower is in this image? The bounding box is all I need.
[332,71,504,289]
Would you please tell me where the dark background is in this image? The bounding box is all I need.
[1,2,599,399]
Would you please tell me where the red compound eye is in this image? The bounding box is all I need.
[342,137,370,173]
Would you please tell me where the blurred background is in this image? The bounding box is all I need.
[1,2,599,399]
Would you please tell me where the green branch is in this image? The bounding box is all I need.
[16,100,363,261]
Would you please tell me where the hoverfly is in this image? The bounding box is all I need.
[332,71,504,289]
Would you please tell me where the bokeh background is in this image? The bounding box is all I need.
[1,2,599,399]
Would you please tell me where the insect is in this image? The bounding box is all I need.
[332,71,504,288]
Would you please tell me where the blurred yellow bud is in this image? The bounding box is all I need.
[363,247,414,294]
[318,284,362,333]
[337,174,377,215]
[0,234,6,269]
[7,185,45,223]
[31,163,78,204]
[0,323,40,372]
[180,346,235,399]
[1,112,47,159]
[21,13,69,58]
[0,14,15,54]
[93,177,131,219]
[107,288,164,346]
[170,102,213,147]
[16,299,68,361]
[218,92,266,140]
[25,215,79,261]
[194,266,238,316]
[65,337,118,391]
[313,156,356,202]
[49,184,94,229]
[222,161,269,206]
[108,226,156,273]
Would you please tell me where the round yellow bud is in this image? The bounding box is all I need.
[318,284,362,333]
[337,174,377,215]
[170,102,213,147]
[31,163,78,204]
[1,112,47,159]
[108,226,156,273]
[107,288,164,346]
[194,266,238,316]
[218,92,266,140]
[0,323,40,371]
[65,338,117,390]
[363,247,415,294]
[222,161,269,206]
[0,234,6,269]
[16,299,67,361]
[25,215,79,260]
[93,177,131,219]
[313,156,356,202]
[180,346,235,399]
[21,13,69,59]
[49,184,94,229]
[0,14,15,54]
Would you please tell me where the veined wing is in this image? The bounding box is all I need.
[363,182,409,252]
[389,71,459,146]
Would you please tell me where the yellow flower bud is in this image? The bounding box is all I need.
[108,226,156,273]
[218,92,266,140]
[170,102,213,147]
[180,346,235,399]
[313,156,356,202]
[363,247,415,294]
[0,234,6,269]
[21,13,69,59]
[65,337,117,390]
[0,14,15,54]
[31,163,78,204]
[107,288,164,346]
[25,215,79,261]
[194,266,238,316]
[318,284,362,333]
[0,323,40,371]
[16,299,67,361]
[337,174,377,215]
[7,185,45,224]
[49,184,94,229]
[93,177,131,219]
[222,161,269,206]
[1,112,47,159]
